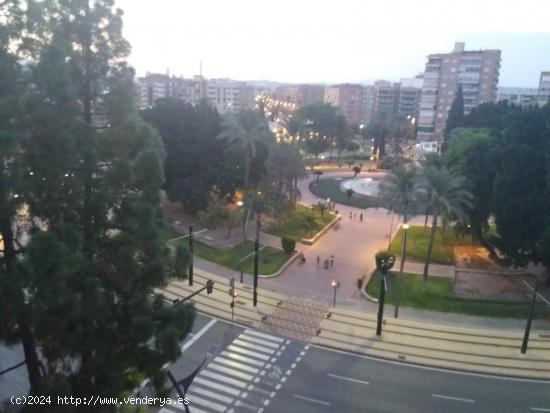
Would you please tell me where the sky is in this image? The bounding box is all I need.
[116,0,550,87]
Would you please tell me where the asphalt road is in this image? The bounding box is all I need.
[160,314,550,413]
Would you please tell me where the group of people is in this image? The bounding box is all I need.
[316,254,334,269]
[349,211,364,222]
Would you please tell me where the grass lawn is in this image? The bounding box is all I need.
[366,271,550,318]
[162,224,291,275]
[265,204,335,240]
[389,225,477,265]
[309,178,384,209]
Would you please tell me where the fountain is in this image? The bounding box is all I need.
[340,177,380,197]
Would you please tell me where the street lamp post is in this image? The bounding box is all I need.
[252,192,262,307]
[188,224,194,286]
[521,276,540,354]
[374,252,395,336]
[331,279,340,308]
[394,221,409,318]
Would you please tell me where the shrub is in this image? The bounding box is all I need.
[281,237,296,253]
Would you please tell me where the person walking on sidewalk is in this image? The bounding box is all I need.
[349,211,352,220]
[329,255,334,268]
[360,213,363,222]
[316,255,320,269]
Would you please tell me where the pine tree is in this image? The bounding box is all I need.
[444,84,464,138]
[0,0,194,404]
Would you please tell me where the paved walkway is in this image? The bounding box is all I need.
[160,270,550,380]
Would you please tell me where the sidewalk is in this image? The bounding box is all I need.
[160,270,550,380]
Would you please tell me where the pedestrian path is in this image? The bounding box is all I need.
[159,329,309,413]
[256,297,328,341]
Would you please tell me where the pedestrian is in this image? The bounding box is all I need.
[330,255,334,268]
[316,255,320,269]
[349,211,352,220]
[324,259,329,269]
[360,213,363,222]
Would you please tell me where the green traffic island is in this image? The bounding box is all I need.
[264,203,337,242]
[389,224,479,265]
[309,178,385,209]
[365,271,550,319]
[162,224,292,276]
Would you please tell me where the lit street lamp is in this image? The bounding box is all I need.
[331,279,340,308]
[394,222,409,318]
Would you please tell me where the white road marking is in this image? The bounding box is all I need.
[328,373,370,385]
[292,394,331,406]
[226,344,270,361]
[431,394,475,403]
[239,334,281,348]
[207,363,254,381]
[200,370,247,388]
[193,377,241,396]
[311,344,550,383]
[184,394,225,412]
[190,386,234,404]
[221,350,265,367]
[233,339,276,354]
[531,408,550,412]
[244,329,284,343]
[181,319,217,353]
[213,356,259,373]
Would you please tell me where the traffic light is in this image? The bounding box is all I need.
[206,280,214,294]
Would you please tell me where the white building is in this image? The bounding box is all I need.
[496,87,538,107]
[538,71,550,106]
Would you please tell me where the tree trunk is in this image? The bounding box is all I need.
[423,213,438,287]
[424,209,429,227]
[243,143,251,193]
[0,215,42,392]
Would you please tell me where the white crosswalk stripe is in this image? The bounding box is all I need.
[221,350,265,367]
[244,329,284,343]
[174,329,298,413]
[238,334,281,348]
[232,339,276,354]
[213,356,260,373]
[226,344,271,361]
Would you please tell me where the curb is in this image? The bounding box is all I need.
[361,270,379,303]
[309,342,550,382]
[258,250,302,279]
[301,212,342,246]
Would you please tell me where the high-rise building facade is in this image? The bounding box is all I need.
[417,42,501,143]
[273,84,325,107]
[538,71,550,106]
[496,87,539,107]
[324,84,364,125]
[137,73,205,109]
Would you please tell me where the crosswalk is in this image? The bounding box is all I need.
[160,328,306,413]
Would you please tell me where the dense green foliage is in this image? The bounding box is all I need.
[444,84,464,137]
[265,204,335,240]
[448,103,550,281]
[281,237,297,254]
[0,1,194,407]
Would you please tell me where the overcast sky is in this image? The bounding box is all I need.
[116,0,550,87]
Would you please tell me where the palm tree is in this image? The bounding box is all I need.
[416,164,472,286]
[379,164,419,317]
[218,109,270,193]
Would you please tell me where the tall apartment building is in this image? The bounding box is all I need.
[397,78,423,118]
[205,79,257,113]
[538,71,550,106]
[137,73,205,109]
[373,80,398,116]
[324,84,364,125]
[496,87,539,107]
[273,84,325,107]
[417,42,501,142]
